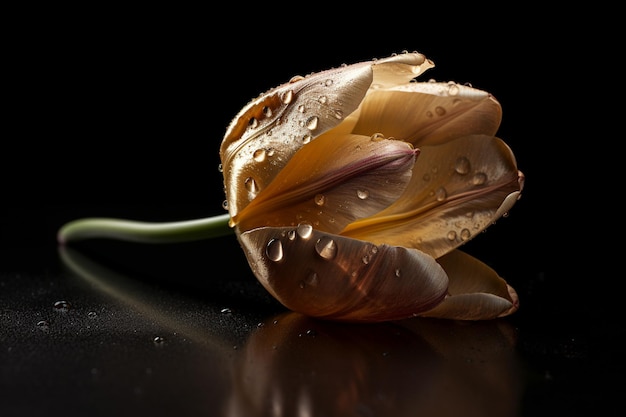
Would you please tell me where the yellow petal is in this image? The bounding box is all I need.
[351,82,502,147]
[237,226,449,322]
[232,134,417,233]
[418,250,519,320]
[342,135,524,259]
[220,52,433,220]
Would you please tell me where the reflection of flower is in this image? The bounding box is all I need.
[227,312,521,417]
[221,52,524,322]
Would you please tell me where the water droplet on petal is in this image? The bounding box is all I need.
[244,177,259,193]
[262,106,273,117]
[371,132,385,142]
[356,189,369,200]
[314,194,325,206]
[218,163,223,173]
[253,149,266,162]
[296,223,313,239]
[460,228,471,241]
[324,79,333,87]
[302,134,312,144]
[53,300,71,312]
[222,200,229,210]
[266,239,284,262]
[289,75,305,83]
[318,95,328,104]
[281,90,294,104]
[315,236,337,260]
[305,116,319,131]
[448,82,460,96]
[297,104,306,113]
[435,187,447,201]
[447,231,457,240]
[454,157,471,175]
[153,336,165,345]
[472,172,487,185]
[248,117,259,129]
[435,106,446,116]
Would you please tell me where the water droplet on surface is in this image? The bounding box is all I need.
[53,301,71,312]
[435,187,447,201]
[454,157,471,175]
[244,177,259,193]
[435,106,446,116]
[324,79,333,87]
[394,269,401,277]
[248,117,259,129]
[447,231,457,240]
[36,320,49,329]
[472,172,487,185]
[289,75,305,83]
[253,149,266,162]
[287,229,296,240]
[333,109,343,119]
[314,194,325,206]
[262,106,272,117]
[356,189,369,200]
[87,311,98,318]
[305,116,319,131]
[281,90,294,104]
[460,229,471,241]
[297,223,313,239]
[448,82,459,96]
[315,236,337,260]
[297,104,306,113]
[302,134,312,144]
[371,132,385,142]
[217,163,223,173]
[318,95,328,104]
[153,336,165,345]
[222,200,229,210]
[266,239,284,262]
[220,308,232,314]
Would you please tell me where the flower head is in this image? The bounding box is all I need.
[220,52,524,322]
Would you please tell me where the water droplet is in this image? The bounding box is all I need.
[262,106,272,117]
[266,147,275,157]
[362,254,370,264]
[36,320,50,329]
[333,109,343,119]
[356,189,369,200]
[472,172,487,185]
[454,157,471,175]
[281,90,294,104]
[217,163,223,173]
[153,336,165,345]
[394,269,401,277]
[289,75,305,83]
[266,239,284,262]
[248,117,259,129]
[222,200,229,210]
[371,132,385,142]
[315,236,337,260]
[220,308,232,314]
[302,134,312,144]
[297,104,306,113]
[447,231,457,240]
[425,110,433,117]
[305,116,319,131]
[53,300,71,312]
[314,194,325,206]
[448,82,459,96]
[435,106,446,116]
[287,229,296,240]
[435,187,447,201]
[318,95,328,104]
[324,79,333,87]
[244,177,259,193]
[87,311,98,318]
[460,228,471,241]
[253,148,266,162]
[296,223,313,239]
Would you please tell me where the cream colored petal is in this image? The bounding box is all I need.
[220,52,433,219]
[342,135,524,259]
[232,134,416,233]
[237,226,449,322]
[419,250,519,320]
[351,82,502,147]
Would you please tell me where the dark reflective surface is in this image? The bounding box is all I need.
[3,10,620,417]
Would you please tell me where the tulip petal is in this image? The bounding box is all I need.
[237,226,449,322]
[418,250,519,320]
[232,134,417,234]
[351,82,502,147]
[220,52,433,220]
[343,135,524,259]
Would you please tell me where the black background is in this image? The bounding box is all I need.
[2,6,619,417]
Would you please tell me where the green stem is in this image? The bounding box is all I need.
[58,213,234,245]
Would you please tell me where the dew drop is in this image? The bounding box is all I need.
[296,223,313,239]
[356,189,369,200]
[460,228,471,241]
[262,106,273,117]
[448,82,460,96]
[472,172,488,185]
[248,117,259,129]
[362,254,370,265]
[302,134,312,144]
[435,106,446,116]
[447,230,457,240]
[305,116,319,131]
[153,336,165,345]
[333,109,343,119]
[324,79,333,87]
[253,148,266,162]
[222,200,229,210]
[297,104,306,113]
[394,269,401,278]
[425,110,433,117]
[281,90,294,104]
[220,308,232,314]
[217,163,223,173]
[435,187,447,201]
[36,320,50,328]
[266,239,284,262]
[287,229,296,240]
[289,75,305,83]
[53,300,71,312]
[244,177,259,193]
[454,157,471,175]
[318,95,328,104]
[315,236,337,260]
[266,147,275,157]
[314,194,325,206]
[87,311,98,318]
[370,132,385,142]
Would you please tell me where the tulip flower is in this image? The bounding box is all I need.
[58,51,524,322]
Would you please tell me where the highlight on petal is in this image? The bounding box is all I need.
[418,250,519,320]
[237,226,449,322]
[342,135,523,259]
[232,133,417,234]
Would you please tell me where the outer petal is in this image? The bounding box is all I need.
[418,250,519,320]
[232,134,417,234]
[351,82,502,147]
[342,135,524,259]
[220,52,433,220]
[237,225,448,322]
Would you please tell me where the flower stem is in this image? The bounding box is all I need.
[57,213,233,245]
